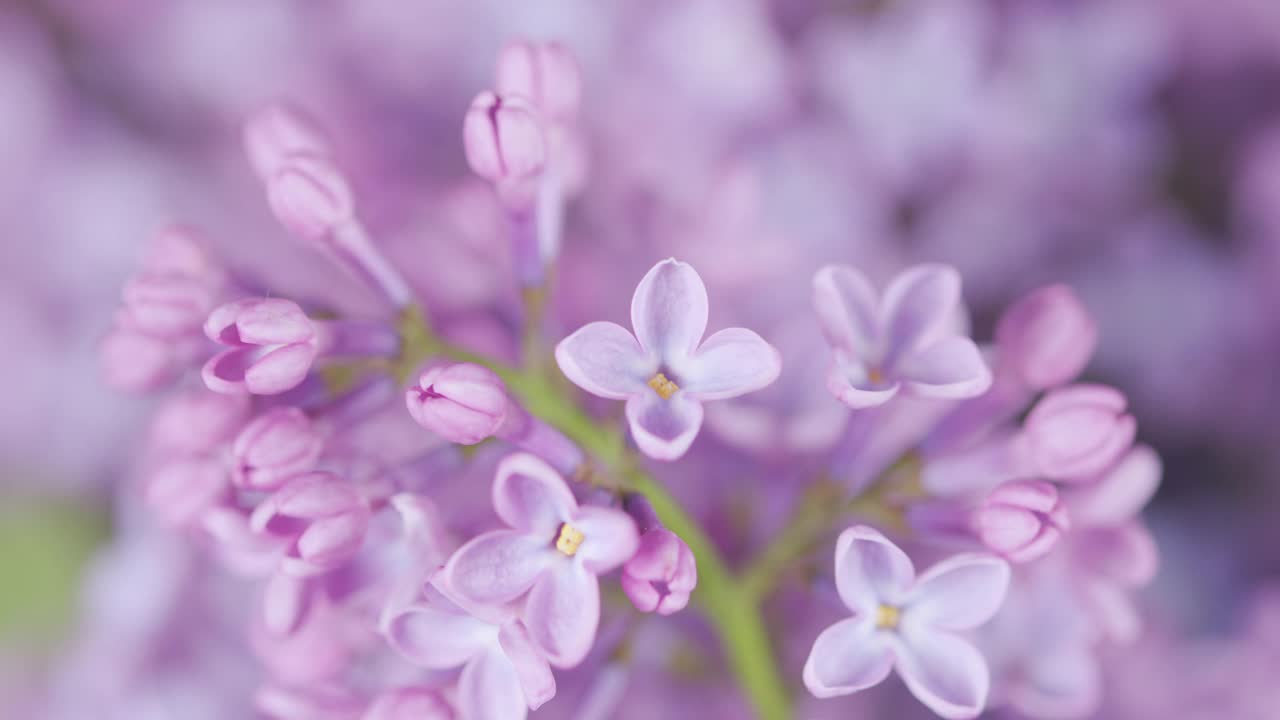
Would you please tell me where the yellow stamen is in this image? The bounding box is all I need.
[875,604,901,630]
[647,372,679,400]
[867,367,885,385]
[555,523,585,556]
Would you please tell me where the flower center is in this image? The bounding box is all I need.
[867,367,885,385]
[875,604,901,630]
[555,522,585,556]
[647,372,679,400]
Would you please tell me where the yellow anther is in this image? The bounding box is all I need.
[875,604,901,630]
[647,372,679,400]
[555,523,585,556]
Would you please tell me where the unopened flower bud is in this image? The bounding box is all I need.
[995,284,1097,391]
[973,480,1069,563]
[621,528,697,615]
[495,40,583,122]
[149,389,250,455]
[406,363,509,445]
[268,153,355,240]
[120,272,218,337]
[462,92,545,209]
[244,102,332,181]
[232,408,325,491]
[1021,384,1136,481]
[251,471,371,576]
[144,457,229,527]
[202,298,318,396]
[100,328,182,391]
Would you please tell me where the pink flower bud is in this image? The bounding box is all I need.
[621,528,697,615]
[995,284,1097,391]
[1021,384,1137,481]
[244,102,331,181]
[144,224,220,277]
[405,363,510,445]
[144,457,229,527]
[363,688,454,720]
[495,40,583,122]
[120,272,218,337]
[149,389,250,455]
[100,328,182,391]
[268,153,355,240]
[202,298,318,396]
[251,471,371,577]
[232,408,325,491]
[973,480,1069,563]
[462,92,545,209]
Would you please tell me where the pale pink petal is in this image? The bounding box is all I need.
[202,347,256,394]
[204,298,258,343]
[236,299,315,345]
[677,328,782,400]
[802,617,893,698]
[1066,445,1161,526]
[492,453,578,534]
[245,343,316,395]
[524,561,599,667]
[906,554,1010,631]
[896,336,991,399]
[812,265,881,359]
[892,627,990,720]
[442,530,555,605]
[630,259,708,364]
[881,264,962,365]
[457,645,529,720]
[571,506,640,574]
[624,392,704,461]
[497,622,557,710]
[554,321,652,399]
[833,526,916,613]
[383,598,496,669]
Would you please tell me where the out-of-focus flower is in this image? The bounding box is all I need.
[232,407,325,491]
[621,528,697,615]
[804,526,1010,719]
[1019,384,1136,481]
[463,91,547,211]
[811,264,991,409]
[441,453,638,666]
[994,284,1098,391]
[556,258,782,460]
[244,102,332,181]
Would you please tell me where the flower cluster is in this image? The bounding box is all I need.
[86,36,1161,720]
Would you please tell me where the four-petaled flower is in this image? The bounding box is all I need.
[804,525,1010,720]
[812,264,991,409]
[441,453,639,667]
[555,258,782,460]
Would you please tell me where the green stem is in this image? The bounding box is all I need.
[392,306,793,720]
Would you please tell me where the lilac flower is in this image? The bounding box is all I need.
[384,574,554,720]
[244,102,332,182]
[621,528,697,615]
[1019,383,1137,481]
[250,471,371,577]
[406,363,510,445]
[362,688,454,720]
[994,284,1097,391]
[555,258,782,460]
[463,91,547,212]
[811,264,991,409]
[232,407,326,491]
[203,298,320,396]
[441,453,639,666]
[804,526,1010,719]
[973,480,1069,563]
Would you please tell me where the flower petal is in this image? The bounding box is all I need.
[881,264,962,366]
[236,299,315,345]
[554,321,652,399]
[677,328,782,400]
[442,530,554,606]
[833,526,916,613]
[892,627,990,720]
[812,265,881,359]
[906,554,1010,631]
[202,347,255,394]
[382,596,496,669]
[826,362,900,409]
[245,343,316,395]
[624,392,704,461]
[896,336,991,399]
[457,645,530,720]
[524,561,599,667]
[572,506,640,574]
[493,453,578,534]
[802,617,893,699]
[630,259,708,364]
[1065,445,1161,526]
[497,621,557,710]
